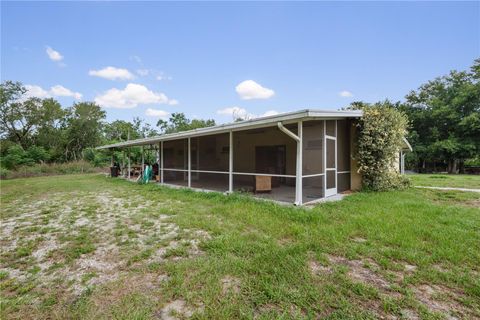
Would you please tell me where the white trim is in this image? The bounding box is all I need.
[141,146,145,175]
[233,172,296,178]
[277,121,302,205]
[337,171,351,174]
[128,147,131,180]
[229,131,233,193]
[323,120,327,197]
[325,122,337,197]
[188,138,191,188]
[191,170,229,175]
[302,173,325,178]
[97,109,362,150]
[162,169,295,178]
[160,141,164,184]
[296,121,303,205]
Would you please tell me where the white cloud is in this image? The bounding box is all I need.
[235,80,275,100]
[339,90,353,98]
[262,110,279,117]
[50,85,82,100]
[25,84,82,100]
[168,99,179,106]
[89,66,135,81]
[46,46,63,62]
[145,108,170,118]
[94,83,176,109]
[136,69,150,76]
[25,85,50,99]
[217,106,251,119]
[156,74,172,81]
[217,107,280,121]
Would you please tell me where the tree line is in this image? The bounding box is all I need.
[1,59,478,173]
[0,81,216,170]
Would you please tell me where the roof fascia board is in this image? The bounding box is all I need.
[96,109,362,149]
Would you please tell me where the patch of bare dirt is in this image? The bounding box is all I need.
[352,237,367,243]
[221,275,241,295]
[159,299,204,320]
[327,255,394,292]
[1,190,212,300]
[414,284,469,319]
[308,259,332,275]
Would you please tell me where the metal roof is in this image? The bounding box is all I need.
[96,109,362,150]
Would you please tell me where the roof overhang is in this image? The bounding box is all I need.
[96,109,362,150]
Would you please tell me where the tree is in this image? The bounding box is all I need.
[64,102,106,160]
[400,59,480,173]
[1,81,66,152]
[156,112,215,134]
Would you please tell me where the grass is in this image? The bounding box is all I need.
[1,173,479,319]
[409,173,480,189]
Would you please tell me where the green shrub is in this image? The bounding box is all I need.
[2,145,34,169]
[0,167,10,179]
[26,146,50,163]
[353,101,411,191]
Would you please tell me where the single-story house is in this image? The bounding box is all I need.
[97,109,411,205]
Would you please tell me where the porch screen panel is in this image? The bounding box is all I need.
[326,120,336,137]
[336,120,350,172]
[302,176,324,203]
[336,120,351,192]
[302,121,324,176]
[337,173,350,192]
[191,172,228,192]
[191,133,229,172]
[233,126,296,176]
[233,174,296,203]
[163,139,187,169]
[163,139,187,186]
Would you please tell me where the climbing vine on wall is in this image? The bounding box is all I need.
[352,101,410,191]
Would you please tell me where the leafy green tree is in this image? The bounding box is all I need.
[64,102,106,161]
[157,112,215,134]
[1,145,35,169]
[400,59,480,173]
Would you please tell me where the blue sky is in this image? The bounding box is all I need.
[1,1,479,125]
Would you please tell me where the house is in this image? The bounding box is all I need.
[97,109,410,205]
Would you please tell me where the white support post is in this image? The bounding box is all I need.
[141,146,145,176]
[229,131,233,193]
[296,121,303,205]
[400,151,405,174]
[188,138,191,188]
[128,147,131,180]
[323,120,327,198]
[160,141,164,184]
[335,120,338,189]
[122,150,125,177]
[157,143,161,183]
[277,121,302,205]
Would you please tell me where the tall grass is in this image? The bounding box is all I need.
[0,160,104,179]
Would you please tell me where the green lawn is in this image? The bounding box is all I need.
[409,173,480,189]
[1,174,479,319]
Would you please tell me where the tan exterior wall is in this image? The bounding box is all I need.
[349,122,362,191]
[233,126,297,175]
